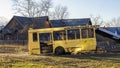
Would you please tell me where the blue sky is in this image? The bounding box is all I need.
[0,0,120,21]
[54,0,120,21]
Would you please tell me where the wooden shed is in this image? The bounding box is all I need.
[0,16,51,40]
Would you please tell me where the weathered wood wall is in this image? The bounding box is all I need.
[0,40,27,45]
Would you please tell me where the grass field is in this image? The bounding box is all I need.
[0,45,120,68]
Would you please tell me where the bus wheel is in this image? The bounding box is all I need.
[55,46,65,55]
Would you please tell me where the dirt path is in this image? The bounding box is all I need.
[0,52,120,58]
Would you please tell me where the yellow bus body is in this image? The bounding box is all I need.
[28,25,97,55]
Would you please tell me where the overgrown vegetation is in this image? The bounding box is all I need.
[0,45,28,53]
[0,45,120,68]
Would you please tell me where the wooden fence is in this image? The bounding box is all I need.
[0,40,28,45]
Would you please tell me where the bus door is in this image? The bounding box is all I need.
[39,33,53,54]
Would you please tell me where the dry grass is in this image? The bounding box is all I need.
[0,45,28,53]
[0,45,120,68]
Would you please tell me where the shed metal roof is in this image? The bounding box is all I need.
[14,16,32,24]
[50,18,92,27]
[14,16,49,25]
[101,27,120,35]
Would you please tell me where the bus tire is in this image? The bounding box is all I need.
[55,46,65,55]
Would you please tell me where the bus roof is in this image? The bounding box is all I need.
[28,25,98,33]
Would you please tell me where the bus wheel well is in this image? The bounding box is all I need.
[55,46,65,55]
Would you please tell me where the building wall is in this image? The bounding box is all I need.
[2,19,23,40]
[96,34,117,45]
[4,19,23,30]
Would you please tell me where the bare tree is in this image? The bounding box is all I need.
[41,0,52,16]
[51,5,69,20]
[90,15,104,26]
[0,17,8,26]
[11,0,69,19]
[11,0,53,17]
[110,17,120,27]
[105,17,120,27]
[105,22,111,27]
[36,0,53,17]
[12,0,37,17]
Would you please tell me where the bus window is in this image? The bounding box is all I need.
[67,30,75,40]
[53,31,66,41]
[81,29,87,38]
[76,29,80,39]
[33,33,38,42]
[88,28,94,38]
[39,33,51,42]
[67,29,80,40]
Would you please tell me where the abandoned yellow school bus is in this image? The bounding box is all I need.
[28,25,97,55]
